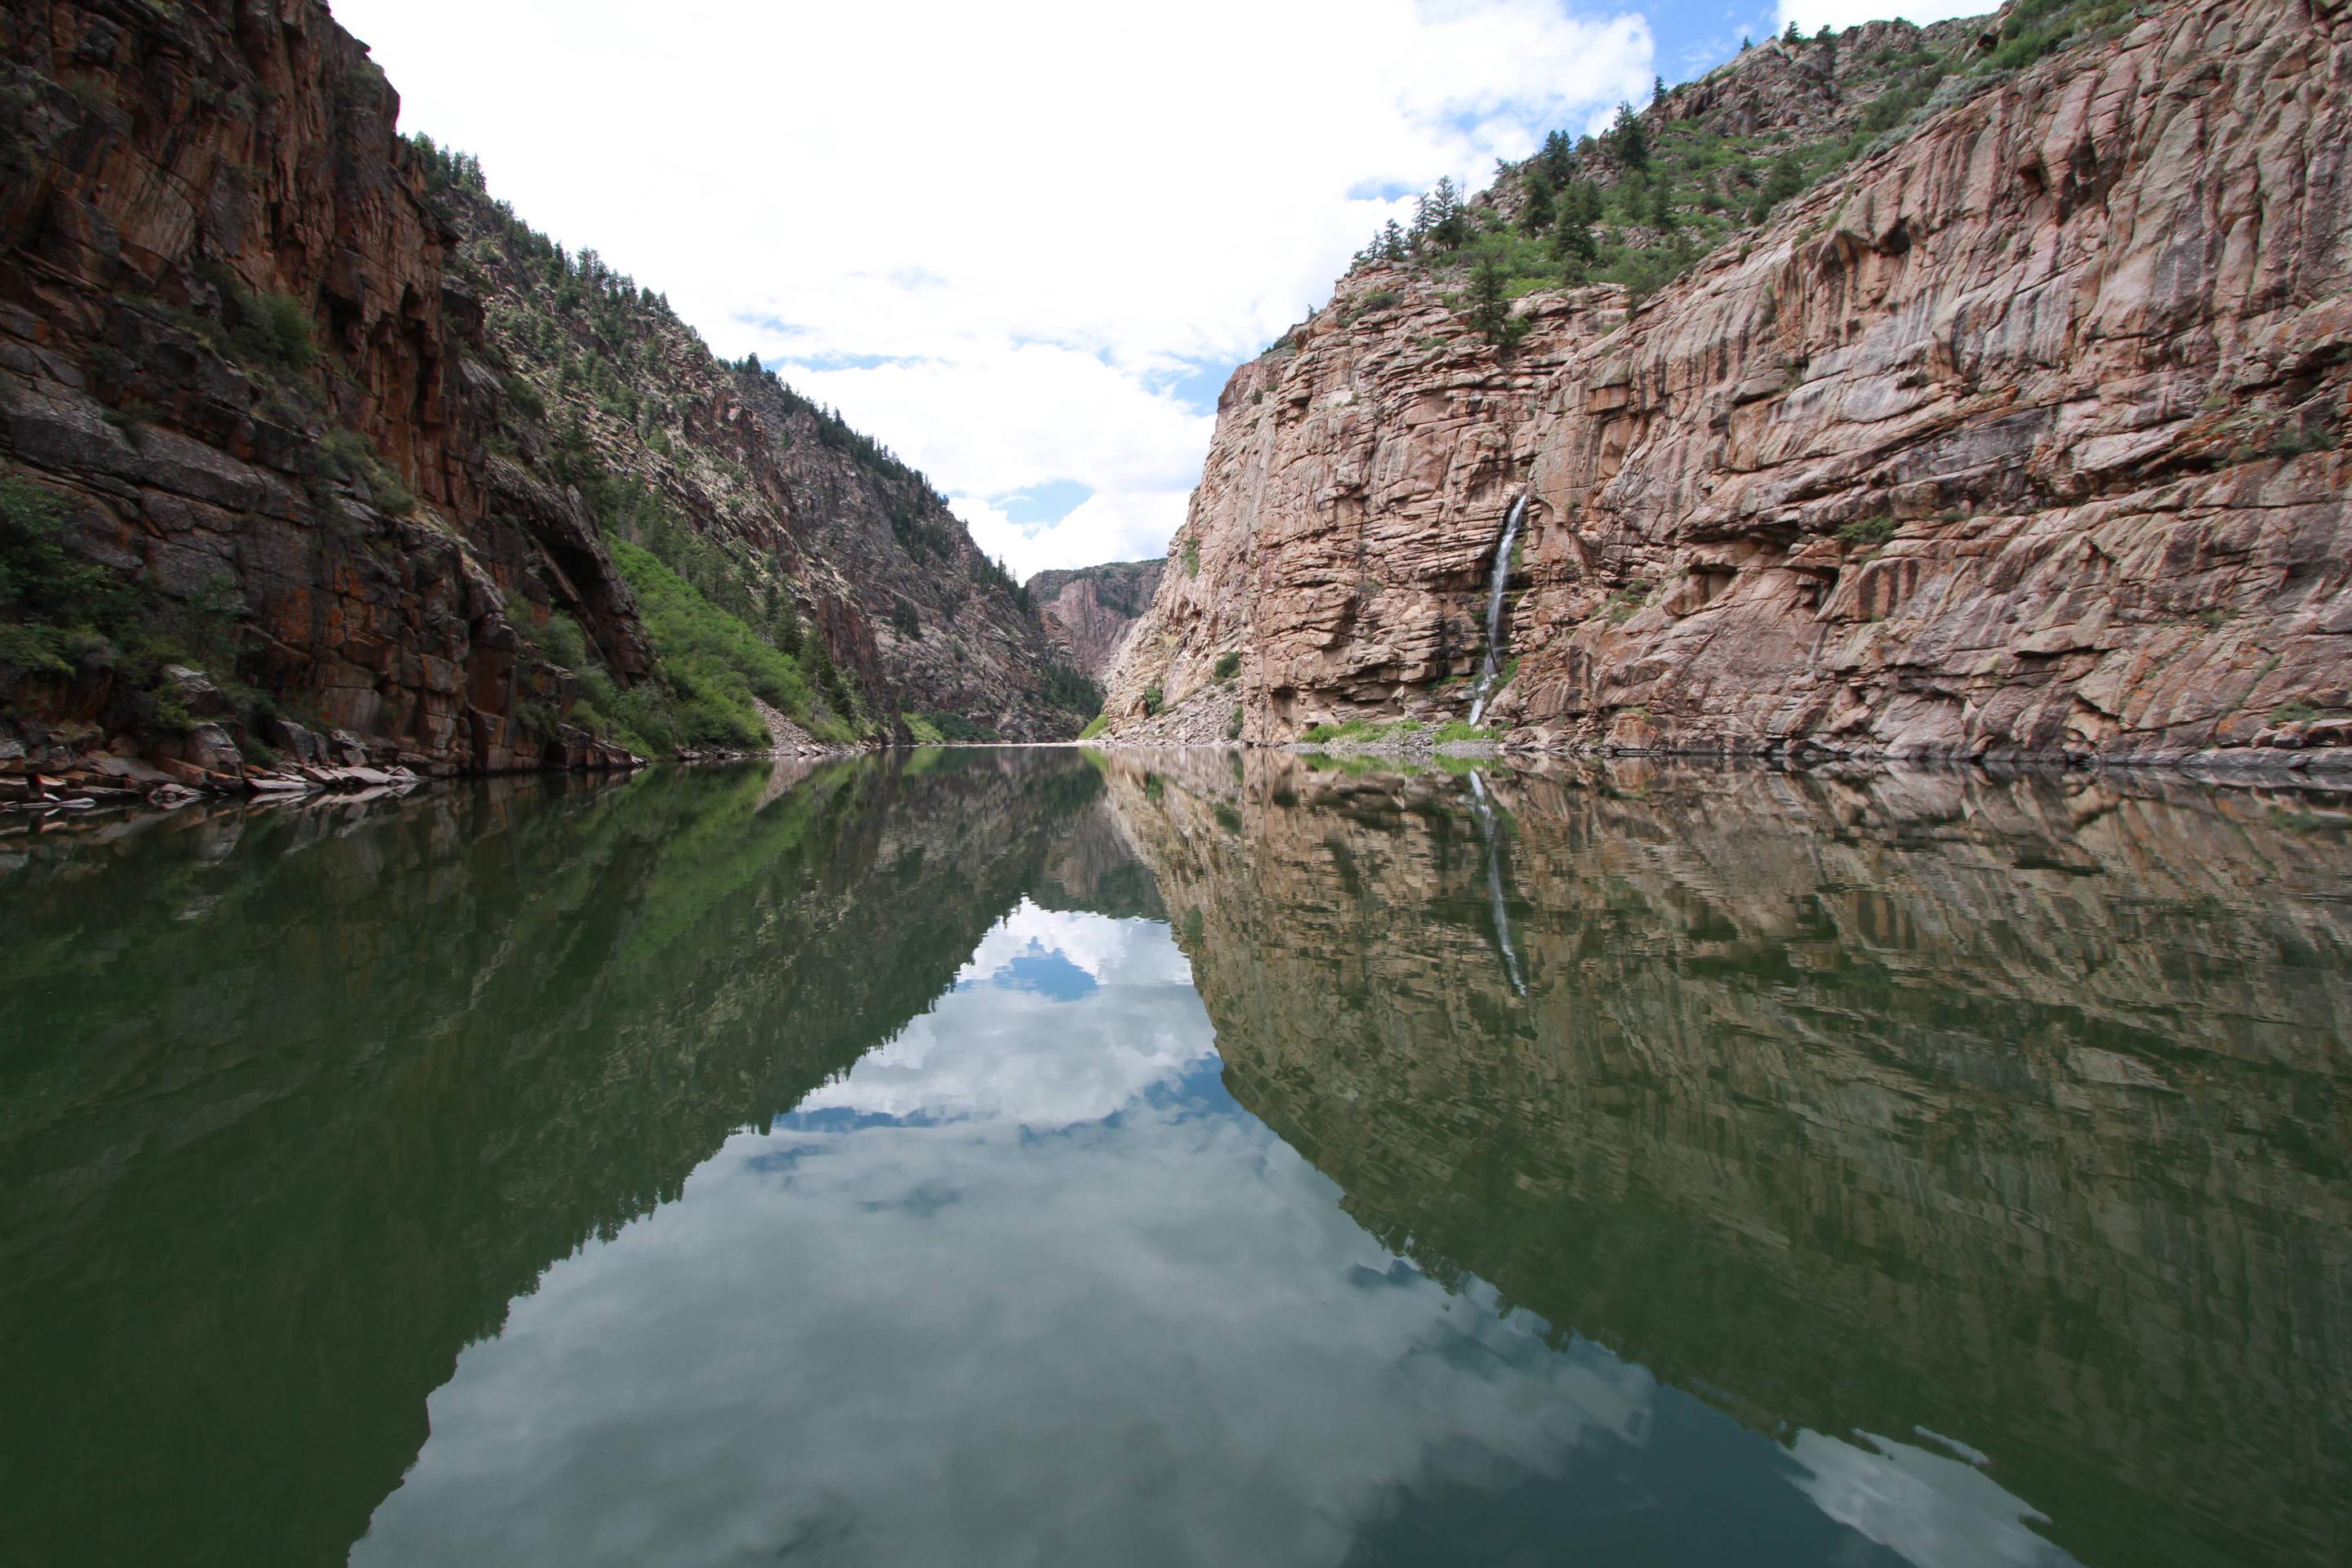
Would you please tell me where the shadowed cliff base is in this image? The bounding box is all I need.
[1101,748,2352,1568]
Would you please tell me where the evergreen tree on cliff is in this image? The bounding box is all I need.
[1413,178,1468,252]
[1610,104,1648,170]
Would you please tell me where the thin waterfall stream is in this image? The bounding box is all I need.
[1465,493,1528,726]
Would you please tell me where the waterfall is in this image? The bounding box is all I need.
[1465,493,1528,727]
[1466,770,1526,997]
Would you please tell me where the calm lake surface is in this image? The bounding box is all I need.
[2,749,2347,1567]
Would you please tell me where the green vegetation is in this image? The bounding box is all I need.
[1180,537,1200,578]
[1838,515,1901,549]
[1,472,130,676]
[1606,581,1656,623]
[586,540,855,751]
[1078,714,1111,741]
[1213,650,1241,681]
[920,710,993,742]
[1142,685,1164,717]
[902,711,947,744]
[1299,716,1492,747]
[1038,662,1103,719]
[1346,6,2133,327]
[2272,702,2322,726]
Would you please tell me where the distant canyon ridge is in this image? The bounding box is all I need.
[1026,559,1164,680]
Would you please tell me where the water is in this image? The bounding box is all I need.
[2,750,2347,1567]
[1466,492,1526,726]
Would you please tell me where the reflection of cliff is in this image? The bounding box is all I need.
[1104,752,2352,1568]
[0,751,1116,1567]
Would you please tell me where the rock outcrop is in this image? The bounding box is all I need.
[1025,558,1164,679]
[1105,0,2352,774]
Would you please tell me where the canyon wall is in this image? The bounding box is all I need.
[0,0,1077,785]
[1026,558,1164,679]
[1105,0,2352,774]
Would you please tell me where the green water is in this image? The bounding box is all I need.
[1,750,2345,1567]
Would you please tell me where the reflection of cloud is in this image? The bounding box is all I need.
[956,898,1194,989]
[796,902,1210,1128]
[354,1102,1650,1568]
[348,902,2075,1568]
[1789,1429,2079,1567]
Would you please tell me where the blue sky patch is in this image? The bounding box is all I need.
[1147,358,1238,417]
[989,947,1100,1002]
[991,479,1094,528]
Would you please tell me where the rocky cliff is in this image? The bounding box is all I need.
[1025,558,1163,679]
[0,0,1082,792]
[1104,0,2352,775]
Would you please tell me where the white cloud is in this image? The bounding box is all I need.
[797,902,1212,1125]
[332,0,1655,576]
[1788,1429,2077,1568]
[1776,0,1990,33]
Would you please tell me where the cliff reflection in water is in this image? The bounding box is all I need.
[1102,751,2352,1568]
[2,749,2345,1567]
[0,751,1122,1568]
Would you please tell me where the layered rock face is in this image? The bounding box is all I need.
[0,0,652,773]
[1106,0,2352,773]
[0,0,1079,780]
[1102,750,2352,1567]
[1025,558,1164,679]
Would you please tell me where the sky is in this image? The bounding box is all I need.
[336,0,1989,580]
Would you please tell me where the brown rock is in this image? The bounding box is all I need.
[1105,0,2352,771]
[1026,560,1165,679]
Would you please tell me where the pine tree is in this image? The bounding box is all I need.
[1379,220,1408,262]
[1784,20,1802,43]
[1648,179,1677,232]
[1464,252,1520,346]
[1539,128,1575,186]
[1520,170,1555,234]
[1549,216,1598,278]
[1610,103,1648,170]
[1415,177,1468,251]
[1652,74,1667,106]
